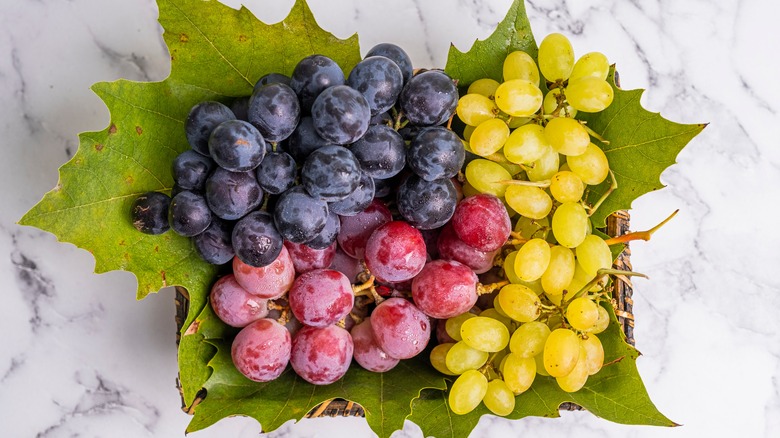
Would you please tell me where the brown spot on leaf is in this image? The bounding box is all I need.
[108,124,117,135]
[180,34,189,42]
[184,320,201,336]
[125,175,134,185]
[239,35,247,42]
[135,126,143,135]
[154,245,159,253]
[124,252,130,261]
[119,240,126,246]
[94,143,104,152]
[161,270,167,287]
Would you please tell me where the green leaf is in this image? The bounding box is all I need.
[408,304,678,437]
[579,71,706,227]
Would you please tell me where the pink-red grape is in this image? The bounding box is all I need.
[233,245,295,299]
[290,325,353,385]
[284,240,337,274]
[210,274,268,327]
[451,194,511,252]
[412,260,478,319]
[350,317,399,372]
[370,297,431,359]
[231,319,291,382]
[288,269,354,327]
[329,246,364,283]
[365,221,427,282]
[337,199,392,259]
[437,223,499,274]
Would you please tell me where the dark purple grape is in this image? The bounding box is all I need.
[347,56,403,116]
[173,150,214,191]
[232,319,291,382]
[208,120,266,172]
[130,192,170,235]
[372,175,395,198]
[248,83,301,143]
[311,85,371,145]
[169,191,211,237]
[407,127,465,181]
[289,54,345,112]
[349,125,405,180]
[185,101,235,156]
[286,116,333,162]
[210,274,268,327]
[301,145,362,202]
[399,71,458,127]
[193,217,234,265]
[205,168,263,220]
[397,124,422,142]
[397,175,457,230]
[232,211,284,267]
[370,111,392,126]
[255,151,297,195]
[231,97,250,121]
[366,43,413,84]
[304,210,340,250]
[327,171,374,216]
[254,72,291,91]
[273,186,329,243]
[290,325,353,385]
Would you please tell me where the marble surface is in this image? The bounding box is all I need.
[1,0,778,436]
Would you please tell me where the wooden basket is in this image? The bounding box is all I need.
[175,210,634,419]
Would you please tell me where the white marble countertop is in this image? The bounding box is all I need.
[1,0,778,436]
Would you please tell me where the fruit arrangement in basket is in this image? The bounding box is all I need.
[20,0,705,436]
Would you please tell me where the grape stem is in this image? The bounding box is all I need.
[602,356,625,368]
[352,275,385,304]
[497,179,551,188]
[476,280,509,296]
[566,268,648,304]
[580,122,610,144]
[586,169,617,216]
[603,209,679,245]
[393,110,407,131]
[462,141,514,165]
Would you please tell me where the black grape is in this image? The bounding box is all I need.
[365,43,413,84]
[193,217,235,265]
[256,151,297,195]
[370,111,392,126]
[248,83,301,142]
[328,171,375,217]
[169,190,212,237]
[301,145,362,202]
[232,211,284,267]
[407,126,465,181]
[254,73,291,91]
[349,124,405,180]
[185,101,235,156]
[287,116,332,162]
[396,175,457,230]
[304,210,341,250]
[311,85,370,144]
[130,192,171,235]
[274,186,329,244]
[347,56,403,116]
[172,150,214,191]
[231,97,250,121]
[289,55,345,112]
[205,168,263,220]
[208,120,266,172]
[399,70,458,127]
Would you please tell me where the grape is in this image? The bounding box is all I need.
[460,316,510,353]
[305,210,341,250]
[541,245,576,295]
[449,370,488,415]
[289,269,354,327]
[365,221,427,282]
[289,54,346,112]
[566,261,597,297]
[576,234,612,277]
[556,345,589,392]
[437,223,499,274]
[169,191,211,237]
[208,120,266,172]
[311,85,371,145]
[526,145,559,182]
[290,325,353,385]
[445,312,477,342]
[349,124,406,180]
[538,33,575,82]
[514,238,551,281]
[570,52,609,81]
[231,211,283,267]
[542,88,577,118]
[248,82,301,142]
[411,260,478,319]
[231,96,250,121]
[407,127,465,181]
[567,142,610,185]
[328,171,375,216]
[451,194,511,252]
[544,117,589,156]
[185,101,236,155]
[513,216,550,241]
[566,297,600,331]
[462,124,476,142]
[396,175,457,230]
[543,328,580,377]
[503,50,540,85]
[494,79,543,117]
[470,118,510,157]
[370,297,431,359]
[337,199,392,259]
[255,151,297,195]
[504,251,546,294]
[255,73,291,90]
[467,79,500,99]
[328,246,363,283]
[504,185,552,220]
[502,353,536,394]
[550,171,585,203]
[436,319,457,344]
[464,159,512,197]
[232,319,291,382]
[301,145,362,201]
[193,217,235,264]
[551,202,589,248]
[566,77,614,112]
[205,168,263,220]
[131,192,171,235]
[498,284,541,322]
[273,186,329,244]
[457,94,498,126]
[480,308,513,332]
[581,334,604,375]
[347,56,404,116]
[233,245,295,299]
[445,341,489,374]
[588,305,610,334]
[483,379,515,416]
[430,343,457,375]
[509,321,551,358]
[370,111,392,126]
[503,123,550,164]
[287,116,333,162]
[284,241,336,274]
[172,150,214,191]
[399,70,458,127]
[365,43,413,83]
[210,274,268,327]
[351,318,400,372]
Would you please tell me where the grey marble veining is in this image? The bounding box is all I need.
[1,0,778,437]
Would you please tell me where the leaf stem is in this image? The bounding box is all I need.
[603,210,679,245]
[587,169,617,216]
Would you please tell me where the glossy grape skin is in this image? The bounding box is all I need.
[305,210,341,250]
[570,52,609,81]
[289,54,346,112]
[503,50,540,85]
[210,274,268,327]
[347,56,404,116]
[445,312,477,342]
[172,150,215,191]
[556,345,589,392]
[231,318,291,382]
[366,43,413,83]
[498,284,541,322]
[437,223,499,274]
[544,117,589,157]
[566,77,614,113]
[289,269,354,327]
[273,186,329,244]
[232,246,295,299]
[351,318,400,372]
[370,297,431,359]
[248,82,300,142]
[483,379,516,416]
[538,33,575,82]
[287,116,333,162]
[255,151,297,195]
[582,334,605,375]
[449,370,488,415]
[456,94,498,126]
[284,241,336,274]
[205,168,263,220]
[411,260,478,319]
[526,145,559,182]
[566,297,600,331]
[452,194,511,252]
[514,238,552,281]
[504,185,552,220]
[509,321,550,358]
[365,221,427,283]
[131,192,171,235]
[503,123,550,165]
[193,217,235,265]
[396,175,458,230]
[328,171,375,216]
[567,143,610,185]
[329,247,363,283]
[231,211,283,268]
[541,245,576,295]
[576,234,612,276]
[169,190,211,237]
[349,124,406,180]
[407,127,465,181]
[399,70,458,127]
[551,202,589,248]
[469,118,511,157]
[185,101,236,156]
[290,325,353,385]
[464,159,512,198]
[208,120,265,172]
[588,306,610,334]
[494,79,543,117]
[460,316,510,353]
[311,85,371,145]
[543,328,581,377]
[430,343,457,375]
[550,171,585,203]
[502,353,537,394]
[301,145,362,202]
[337,199,392,259]
[467,78,501,98]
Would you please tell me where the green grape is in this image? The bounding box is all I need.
[503,50,540,86]
[462,180,480,197]
[508,116,531,129]
[545,292,563,306]
[503,353,536,394]
[581,334,604,375]
[446,312,477,341]
[430,343,458,375]
[498,284,541,322]
[509,321,551,357]
[555,345,589,392]
[566,297,600,331]
[503,123,550,164]
[483,379,516,416]
[543,328,580,377]
[449,370,488,415]
[543,88,577,118]
[465,159,513,197]
[526,145,559,182]
[576,234,612,276]
[503,251,545,294]
[566,77,614,112]
[480,308,514,333]
[567,142,609,185]
[559,162,571,172]
[514,238,551,281]
[461,316,511,352]
[588,305,610,334]
[463,124,476,142]
[550,171,585,203]
[544,117,589,156]
[457,94,498,126]
[470,119,510,157]
[493,295,510,318]
[538,33,575,82]
[551,202,589,248]
[541,245,576,295]
[446,341,489,374]
[468,78,501,98]
[505,185,552,219]
[496,157,524,176]
[494,79,543,117]
[566,261,597,296]
[570,52,609,81]
[534,353,549,376]
[513,216,550,241]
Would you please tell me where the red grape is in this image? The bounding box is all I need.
[233,245,295,299]
[350,317,399,372]
[284,241,337,274]
[451,194,511,252]
[290,325,353,385]
[411,260,478,319]
[231,318,291,382]
[210,274,268,327]
[437,223,499,274]
[329,246,364,283]
[337,198,392,259]
[289,269,354,327]
[370,297,430,359]
[365,221,426,282]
